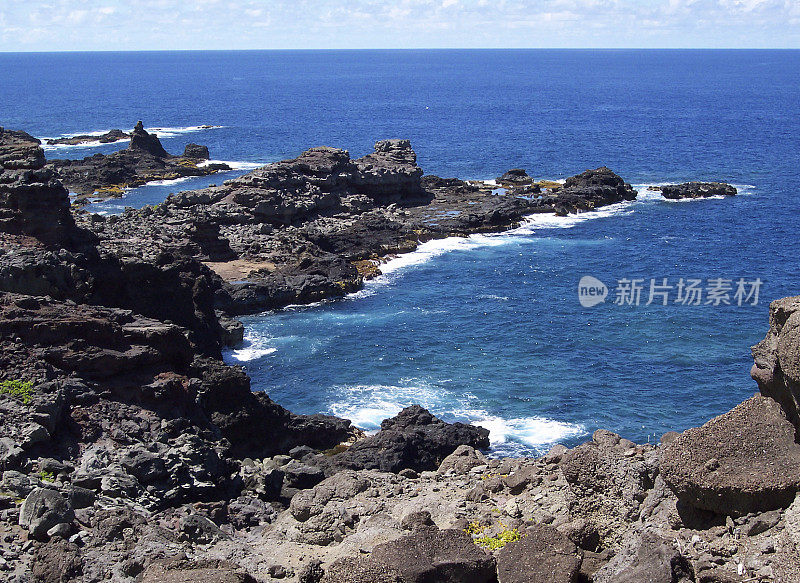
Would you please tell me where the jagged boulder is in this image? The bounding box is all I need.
[660,395,800,515]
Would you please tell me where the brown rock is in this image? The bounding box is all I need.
[369,527,496,583]
[660,395,800,515]
[496,524,582,583]
[140,558,257,583]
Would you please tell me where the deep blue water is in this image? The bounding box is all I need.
[3,50,799,455]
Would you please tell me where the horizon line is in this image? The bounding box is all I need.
[2,47,800,54]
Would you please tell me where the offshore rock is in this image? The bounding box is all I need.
[129,120,170,158]
[554,166,636,214]
[660,182,737,199]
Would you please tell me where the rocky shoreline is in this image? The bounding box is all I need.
[2,124,790,583]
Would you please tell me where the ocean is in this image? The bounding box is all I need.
[4,49,799,456]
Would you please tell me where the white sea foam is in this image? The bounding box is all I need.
[228,346,277,362]
[145,176,195,187]
[471,414,585,449]
[146,125,224,137]
[326,381,586,454]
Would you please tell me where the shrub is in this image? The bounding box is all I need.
[0,379,33,404]
[475,528,521,550]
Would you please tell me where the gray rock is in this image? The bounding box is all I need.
[179,514,228,544]
[437,445,487,475]
[290,471,371,522]
[400,510,435,531]
[19,488,75,541]
[120,447,168,483]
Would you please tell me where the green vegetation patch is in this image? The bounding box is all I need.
[475,528,521,550]
[0,379,34,404]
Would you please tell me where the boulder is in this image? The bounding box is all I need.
[496,524,582,583]
[660,182,737,199]
[335,405,489,473]
[320,557,404,583]
[660,395,800,515]
[593,530,694,583]
[437,445,487,475]
[289,471,371,523]
[141,558,257,583]
[369,527,497,583]
[19,487,75,540]
[555,166,636,213]
[183,143,210,160]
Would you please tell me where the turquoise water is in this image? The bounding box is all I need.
[3,49,798,455]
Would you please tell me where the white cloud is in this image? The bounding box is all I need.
[0,0,797,50]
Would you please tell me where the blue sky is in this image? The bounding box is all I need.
[1,1,798,51]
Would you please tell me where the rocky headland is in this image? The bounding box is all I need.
[45,122,230,202]
[2,125,786,583]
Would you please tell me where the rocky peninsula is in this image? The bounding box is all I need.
[1,124,787,583]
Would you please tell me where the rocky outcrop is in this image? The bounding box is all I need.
[46,121,230,198]
[0,127,83,248]
[335,405,490,473]
[660,395,800,515]
[751,295,800,432]
[660,182,737,199]
[554,166,636,214]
